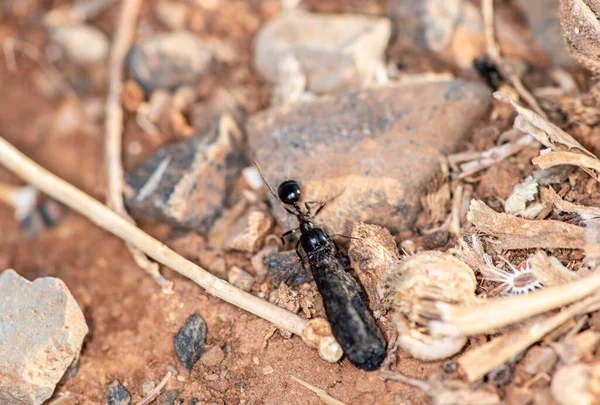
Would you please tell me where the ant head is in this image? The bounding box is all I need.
[277,180,301,205]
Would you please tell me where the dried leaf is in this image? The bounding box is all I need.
[494,92,593,156]
[546,187,600,221]
[528,250,581,287]
[467,199,585,250]
[533,151,600,182]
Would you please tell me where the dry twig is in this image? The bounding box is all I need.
[429,269,600,336]
[104,0,172,291]
[452,135,536,179]
[0,136,342,355]
[458,293,600,382]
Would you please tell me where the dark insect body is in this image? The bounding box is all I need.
[473,56,504,90]
[275,179,387,371]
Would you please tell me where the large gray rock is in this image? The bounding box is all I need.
[247,80,491,235]
[125,115,244,234]
[0,270,88,405]
[254,9,391,94]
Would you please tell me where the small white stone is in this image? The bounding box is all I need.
[50,24,109,64]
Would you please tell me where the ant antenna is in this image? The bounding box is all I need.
[253,162,299,217]
[253,161,280,201]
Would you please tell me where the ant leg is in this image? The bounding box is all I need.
[280,227,299,246]
[332,233,360,241]
[305,201,327,218]
[294,238,308,268]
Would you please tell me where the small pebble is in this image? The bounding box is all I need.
[252,356,260,365]
[50,24,109,65]
[157,389,180,405]
[227,266,255,292]
[487,364,513,386]
[173,313,207,372]
[141,380,156,395]
[125,115,244,233]
[128,31,212,93]
[106,380,131,405]
[200,346,225,367]
[263,366,274,375]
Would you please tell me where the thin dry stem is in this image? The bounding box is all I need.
[482,0,547,118]
[458,292,600,381]
[455,135,534,179]
[136,371,172,405]
[0,136,315,341]
[430,270,600,336]
[104,0,171,291]
[291,376,348,405]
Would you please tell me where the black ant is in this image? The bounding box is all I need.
[255,164,386,371]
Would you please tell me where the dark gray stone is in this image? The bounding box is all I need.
[125,115,244,234]
[107,380,131,405]
[128,31,212,93]
[264,250,312,286]
[174,313,207,372]
[247,80,491,235]
[157,389,180,405]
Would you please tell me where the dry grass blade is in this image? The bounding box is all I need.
[458,292,600,382]
[291,377,348,405]
[533,151,600,182]
[494,92,592,155]
[429,270,600,336]
[0,135,324,344]
[467,199,585,249]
